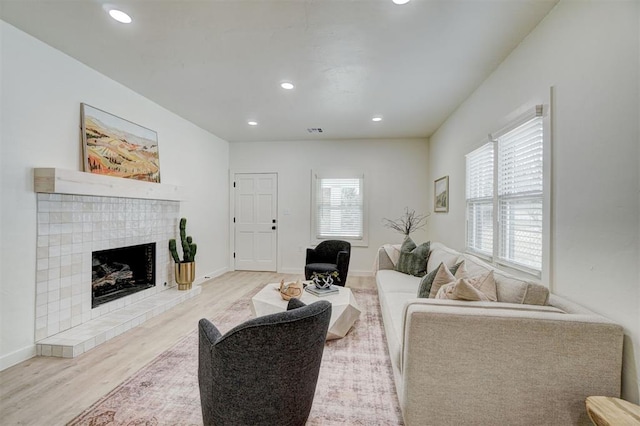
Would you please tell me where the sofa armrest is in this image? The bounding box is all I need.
[400,300,623,425]
[376,246,396,271]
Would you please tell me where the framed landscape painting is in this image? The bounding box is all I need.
[434,175,449,213]
[81,103,161,182]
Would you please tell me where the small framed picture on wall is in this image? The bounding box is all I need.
[434,176,449,213]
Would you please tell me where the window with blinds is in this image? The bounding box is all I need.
[312,174,364,240]
[466,143,494,257]
[497,115,543,272]
[465,105,545,276]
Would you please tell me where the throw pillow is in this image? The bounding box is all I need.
[417,260,464,298]
[435,270,497,302]
[395,237,430,277]
[399,236,417,252]
[451,260,465,277]
[428,261,467,298]
[416,267,439,298]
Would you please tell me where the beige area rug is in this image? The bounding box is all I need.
[68,286,403,426]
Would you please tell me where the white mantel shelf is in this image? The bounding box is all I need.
[34,168,183,201]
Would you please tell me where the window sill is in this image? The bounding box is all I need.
[312,238,368,248]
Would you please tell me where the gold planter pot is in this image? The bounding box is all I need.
[175,262,195,290]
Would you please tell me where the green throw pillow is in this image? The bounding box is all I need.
[450,261,463,276]
[400,236,417,252]
[395,237,430,277]
[417,260,464,298]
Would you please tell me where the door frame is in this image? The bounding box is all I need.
[229,169,279,272]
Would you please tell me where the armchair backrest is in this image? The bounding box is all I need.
[198,300,331,426]
[309,240,351,263]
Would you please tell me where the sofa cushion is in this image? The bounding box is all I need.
[426,242,460,274]
[460,253,549,305]
[428,261,467,298]
[436,271,497,302]
[495,273,549,305]
[395,238,430,277]
[457,253,491,276]
[377,269,422,295]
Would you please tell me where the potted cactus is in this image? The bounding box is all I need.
[169,217,197,290]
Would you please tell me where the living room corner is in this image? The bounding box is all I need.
[0,20,231,370]
[426,0,640,403]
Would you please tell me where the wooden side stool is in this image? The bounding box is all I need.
[586,396,640,425]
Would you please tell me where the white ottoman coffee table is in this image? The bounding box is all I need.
[251,283,361,340]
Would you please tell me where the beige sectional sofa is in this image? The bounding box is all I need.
[376,242,623,425]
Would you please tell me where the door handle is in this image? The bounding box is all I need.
[272,226,276,230]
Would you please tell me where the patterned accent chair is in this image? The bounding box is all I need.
[198,298,331,426]
[304,240,351,286]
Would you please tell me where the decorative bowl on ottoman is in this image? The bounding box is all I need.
[279,279,304,300]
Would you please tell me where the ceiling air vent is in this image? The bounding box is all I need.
[307,128,324,133]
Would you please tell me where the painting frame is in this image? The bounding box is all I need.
[81,103,161,183]
[434,175,449,213]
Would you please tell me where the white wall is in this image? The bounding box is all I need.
[0,21,230,369]
[230,138,430,275]
[428,1,639,402]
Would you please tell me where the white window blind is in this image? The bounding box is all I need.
[465,105,545,276]
[497,115,543,271]
[466,142,494,257]
[314,175,364,240]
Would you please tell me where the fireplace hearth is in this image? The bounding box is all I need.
[92,243,156,308]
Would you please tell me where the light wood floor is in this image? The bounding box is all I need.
[0,271,375,425]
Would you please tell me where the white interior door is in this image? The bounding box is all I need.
[234,173,277,271]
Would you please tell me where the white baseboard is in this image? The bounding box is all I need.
[278,267,304,275]
[277,267,373,277]
[347,269,375,277]
[197,266,229,285]
[0,344,36,372]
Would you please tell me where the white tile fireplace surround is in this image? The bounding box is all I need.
[33,168,199,358]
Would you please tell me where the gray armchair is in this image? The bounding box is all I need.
[304,240,351,286]
[198,298,331,426]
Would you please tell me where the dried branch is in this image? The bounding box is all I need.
[382,207,429,236]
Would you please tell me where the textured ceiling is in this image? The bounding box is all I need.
[0,0,558,142]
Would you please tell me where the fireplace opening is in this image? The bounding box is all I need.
[92,243,156,308]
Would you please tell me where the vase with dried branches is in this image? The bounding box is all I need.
[382,207,429,237]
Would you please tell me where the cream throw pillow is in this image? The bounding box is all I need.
[428,261,467,298]
[436,270,497,302]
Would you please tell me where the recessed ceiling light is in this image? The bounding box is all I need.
[248,121,258,126]
[280,82,295,90]
[372,117,383,122]
[109,9,132,24]
[392,0,411,4]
